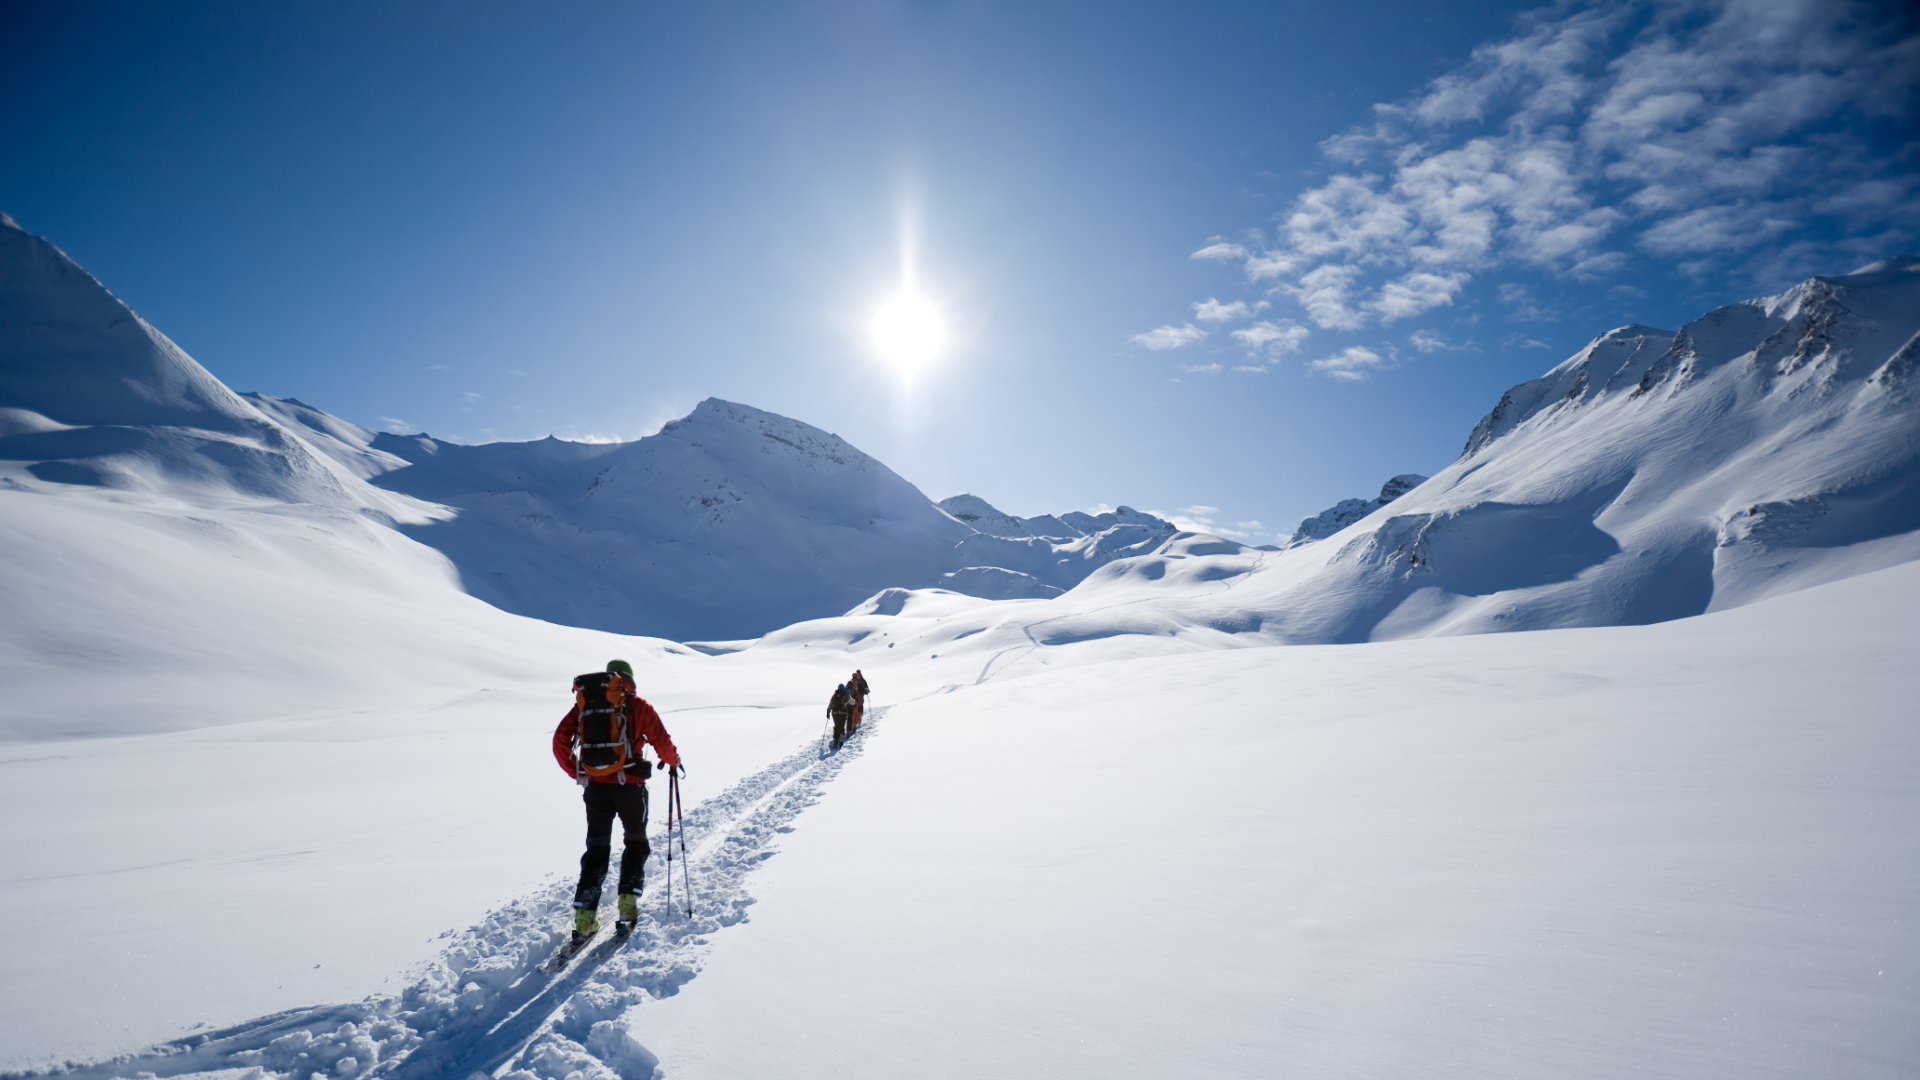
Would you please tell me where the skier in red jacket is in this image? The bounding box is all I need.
[553,659,682,940]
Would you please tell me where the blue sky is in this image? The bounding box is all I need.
[4,0,1915,541]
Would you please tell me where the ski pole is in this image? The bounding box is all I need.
[672,770,695,917]
[661,776,674,918]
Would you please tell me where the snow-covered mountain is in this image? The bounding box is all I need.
[0,215,651,738]
[1286,472,1430,546]
[757,257,1920,680]
[934,495,1183,594]
[253,399,1185,639]
[0,213,1196,646]
[8,205,1917,666]
[310,398,981,641]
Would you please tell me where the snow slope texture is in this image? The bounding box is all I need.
[0,213,1180,642]
[1028,259,1920,645]
[6,558,1914,1080]
[1286,471,1431,545]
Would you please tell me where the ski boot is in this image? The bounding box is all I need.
[571,905,600,947]
[616,893,639,932]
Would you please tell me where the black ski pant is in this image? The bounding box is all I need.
[830,709,850,744]
[573,781,649,909]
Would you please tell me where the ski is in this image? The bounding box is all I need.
[546,929,599,972]
[547,919,636,973]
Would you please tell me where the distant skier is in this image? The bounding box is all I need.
[553,659,682,945]
[828,683,855,748]
[847,669,871,733]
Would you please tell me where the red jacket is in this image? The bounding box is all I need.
[553,691,681,784]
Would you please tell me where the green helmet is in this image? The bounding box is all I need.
[606,659,634,678]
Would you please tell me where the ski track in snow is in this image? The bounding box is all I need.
[9,712,884,1080]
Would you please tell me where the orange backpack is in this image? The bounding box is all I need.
[573,671,631,779]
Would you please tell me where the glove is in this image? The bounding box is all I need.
[669,763,686,779]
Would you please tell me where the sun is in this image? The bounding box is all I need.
[870,290,947,374]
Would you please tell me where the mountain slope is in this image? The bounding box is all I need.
[1286,472,1431,546]
[1166,257,1920,641]
[0,215,404,510]
[764,258,1920,676]
[0,215,1175,642]
[355,400,978,641]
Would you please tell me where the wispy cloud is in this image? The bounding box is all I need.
[1497,282,1556,321]
[1131,323,1209,350]
[1283,264,1367,330]
[375,416,415,432]
[1192,297,1267,323]
[1151,505,1274,542]
[1366,271,1471,322]
[1230,318,1311,360]
[1409,328,1471,353]
[1191,240,1250,262]
[1181,362,1224,375]
[1308,346,1393,382]
[1190,0,1920,334]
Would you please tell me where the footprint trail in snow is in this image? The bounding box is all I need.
[15,712,882,1080]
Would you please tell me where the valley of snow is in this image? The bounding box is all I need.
[3,208,1919,1079]
[3,564,1914,1079]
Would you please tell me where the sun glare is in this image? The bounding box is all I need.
[871,290,946,373]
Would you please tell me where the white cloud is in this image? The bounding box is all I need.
[1181,362,1224,374]
[1308,346,1391,382]
[1155,505,1257,540]
[1366,270,1471,322]
[1192,297,1267,323]
[1285,264,1367,331]
[461,391,482,403]
[1181,0,1920,337]
[375,416,414,432]
[1409,328,1455,353]
[1230,318,1311,357]
[1131,323,1209,350]
[1191,241,1250,262]
[1503,333,1553,350]
[1497,282,1556,321]
[1244,252,1305,281]
[1638,201,1798,255]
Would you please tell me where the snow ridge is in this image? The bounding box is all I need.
[1287,473,1430,546]
[1462,326,1676,457]
[9,715,883,1080]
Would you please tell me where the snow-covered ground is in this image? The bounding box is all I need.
[3,561,1914,1079]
